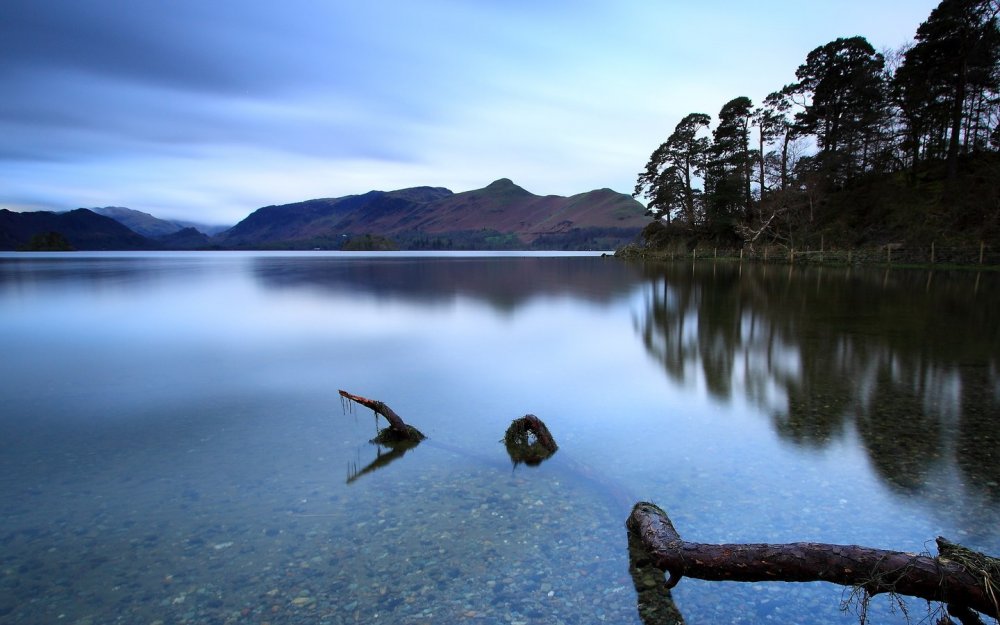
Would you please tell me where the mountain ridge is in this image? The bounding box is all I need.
[218,179,649,250]
[0,208,154,250]
[90,206,230,237]
[1,179,649,251]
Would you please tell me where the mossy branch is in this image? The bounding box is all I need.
[339,390,426,442]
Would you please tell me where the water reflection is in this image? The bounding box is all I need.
[251,253,643,310]
[634,262,1000,506]
[347,439,422,484]
[0,252,232,291]
[4,251,998,624]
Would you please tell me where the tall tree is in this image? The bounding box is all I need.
[634,113,712,223]
[754,90,796,193]
[705,97,755,233]
[790,36,886,182]
[894,0,1000,177]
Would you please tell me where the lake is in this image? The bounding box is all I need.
[1,251,997,625]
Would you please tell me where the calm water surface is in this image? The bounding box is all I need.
[1,252,997,625]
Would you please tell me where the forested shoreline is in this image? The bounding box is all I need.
[630,0,1000,255]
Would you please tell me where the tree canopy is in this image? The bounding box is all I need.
[634,0,1000,248]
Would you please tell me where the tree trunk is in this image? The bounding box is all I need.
[626,501,999,621]
[758,130,766,200]
[947,61,968,180]
[780,130,790,191]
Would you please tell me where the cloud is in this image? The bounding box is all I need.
[0,0,943,223]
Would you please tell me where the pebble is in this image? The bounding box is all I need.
[6,445,946,625]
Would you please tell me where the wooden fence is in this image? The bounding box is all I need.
[670,242,999,267]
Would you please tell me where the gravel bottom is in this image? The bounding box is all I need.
[1,455,646,625]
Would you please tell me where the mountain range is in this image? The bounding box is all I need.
[89,206,230,238]
[0,179,649,251]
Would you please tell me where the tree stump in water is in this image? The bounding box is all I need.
[503,414,558,466]
[339,390,424,485]
[628,527,686,625]
[627,501,999,622]
[339,390,426,443]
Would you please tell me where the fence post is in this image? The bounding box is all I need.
[887,246,892,265]
[931,241,935,265]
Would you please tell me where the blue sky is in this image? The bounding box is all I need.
[1,0,941,225]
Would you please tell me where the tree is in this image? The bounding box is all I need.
[704,97,755,236]
[21,231,74,251]
[894,0,1000,177]
[634,113,712,224]
[754,91,795,194]
[790,37,887,182]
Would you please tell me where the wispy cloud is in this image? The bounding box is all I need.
[0,0,941,224]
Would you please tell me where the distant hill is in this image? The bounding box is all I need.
[0,208,155,250]
[90,206,229,238]
[155,227,213,249]
[219,179,649,250]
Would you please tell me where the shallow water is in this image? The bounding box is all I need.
[0,252,997,624]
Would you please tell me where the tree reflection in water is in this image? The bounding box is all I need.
[634,261,1000,507]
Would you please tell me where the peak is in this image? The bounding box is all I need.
[485,178,525,190]
[483,178,531,195]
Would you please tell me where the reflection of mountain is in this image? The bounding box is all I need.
[0,255,183,290]
[635,262,1000,504]
[251,254,645,311]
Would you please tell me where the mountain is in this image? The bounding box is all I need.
[219,179,649,250]
[90,206,229,238]
[0,208,155,250]
[1,179,649,251]
[170,220,231,236]
[90,206,182,238]
[155,227,213,249]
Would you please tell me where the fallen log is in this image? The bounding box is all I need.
[626,502,999,621]
[339,390,426,443]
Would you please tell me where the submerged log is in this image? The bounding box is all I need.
[626,502,999,621]
[503,414,558,466]
[339,390,426,442]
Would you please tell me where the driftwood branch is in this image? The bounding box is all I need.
[339,390,425,442]
[626,502,999,621]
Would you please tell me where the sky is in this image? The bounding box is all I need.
[1,0,942,226]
